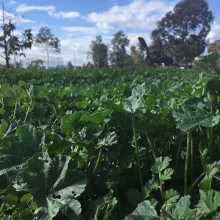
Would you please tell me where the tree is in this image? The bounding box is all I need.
[138,37,173,66]
[28,59,44,68]
[109,30,130,67]
[128,45,144,65]
[151,0,213,63]
[0,3,33,68]
[208,40,220,53]
[89,36,108,68]
[66,61,74,70]
[35,27,60,69]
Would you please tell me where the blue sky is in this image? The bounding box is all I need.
[2,0,220,66]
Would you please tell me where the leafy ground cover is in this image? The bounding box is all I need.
[0,54,220,219]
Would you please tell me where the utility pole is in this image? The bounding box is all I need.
[72,36,76,69]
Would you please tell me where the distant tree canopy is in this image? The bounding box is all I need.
[89,36,108,68]
[109,30,130,67]
[151,0,213,63]
[0,3,33,68]
[128,45,144,65]
[138,37,173,66]
[28,59,44,68]
[66,61,74,70]
[35,27,60,69]
[208,40,220,53]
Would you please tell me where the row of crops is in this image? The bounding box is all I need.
[0,54,220,219]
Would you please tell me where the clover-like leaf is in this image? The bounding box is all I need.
[151,157,172,174]
[197,190,220,215]
[164,189,180,205]
[160,168,174,183]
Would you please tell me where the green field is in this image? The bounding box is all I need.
[0,55,220,219]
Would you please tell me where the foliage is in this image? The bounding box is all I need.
[89,36,108,68]
[128,45,145,65]
[151,0,213,63]
[0,4,33,68]
[0,54,219,219]
[208,39,220,53]
[28,59,44,68]
[35,27,60,69]
[109,30,130,67]
[66,61,74,70]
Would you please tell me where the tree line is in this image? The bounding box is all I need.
[0,0,219,69]
[89,0,217,68]
[0,2,60,69]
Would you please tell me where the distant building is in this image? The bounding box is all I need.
[194,55,205,61]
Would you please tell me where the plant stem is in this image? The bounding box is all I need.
[184,131,191,195]
[132,114,143,192]
[145,131,156,160]
[13,99,18,120]
[208,127,213,155]
[93,148,102,174]
[146,130,164,202]
[174,134,183,174]
[23,105,30,123]
[190,131,193,184]
[188,172,205,194]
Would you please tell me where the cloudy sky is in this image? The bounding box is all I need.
[2,0,220,66]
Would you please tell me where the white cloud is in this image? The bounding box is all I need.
[16,4,80,20]
[0,9,35,24]
[16,4,56,13]
[61,23,116,35]
[61,26,99,35]
[48,11,80,19]
[7,1,16,6]
[19,17,35,24]
[127,33,151,46]
[86,0,175,30]
[207,21,220,42]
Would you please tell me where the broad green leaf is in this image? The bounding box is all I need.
[2,194,18,206]
[173,96,220,132]
[80,109,111,124]
[33,199,62,220]
[97,131,117,147]
[127,188,143,206]
[0,125,44,176]
[20,193,33,207]
[123,84,146,114]
[61,199,82,218]
[44,132,72,154]
[75,99,90,109]
[164,189,180,205]
[54,179,87,199]
[161,196,200,220]
[212,212,220,220]
[124,200,158,220]
[197,190,220,214]
[0,108,5,115]
[0,120,8,139]
[12,151,87,219]
[60,112,81,133]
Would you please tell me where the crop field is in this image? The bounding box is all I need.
[0,55,219,219]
